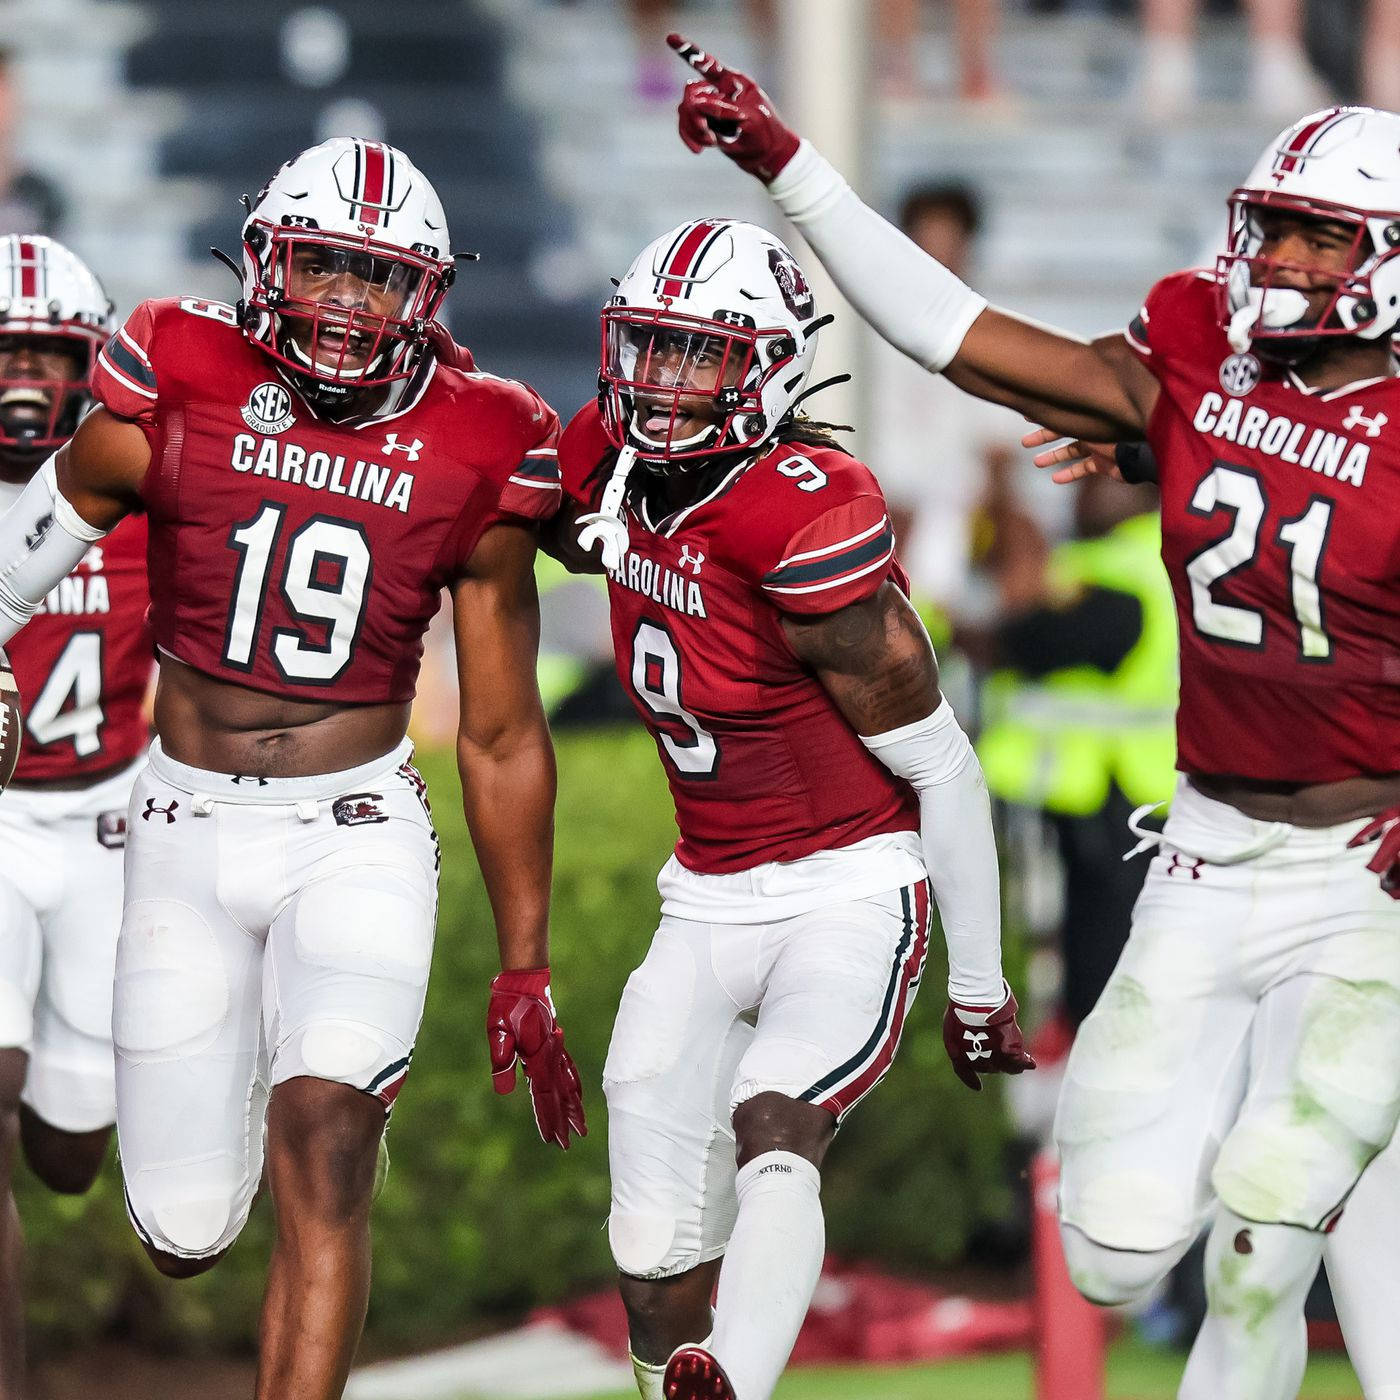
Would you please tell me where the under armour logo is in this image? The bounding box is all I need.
[679,545,705,575]
[24,513,53,550]
[142,798,178,824]
[230,775,269,786]
[383,432,423,460]
[963,1030,992,1061]
[1166,852,1204,880]
[1342,405,1387,438]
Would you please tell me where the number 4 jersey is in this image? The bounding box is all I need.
[91,297,561,702]
[558,402,919,875]
[1129,268,1400,783]
[0,489,151,783]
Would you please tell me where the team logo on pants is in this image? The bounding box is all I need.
[96,810,128,848]
[142,798,178,824]
[333,792,387,826]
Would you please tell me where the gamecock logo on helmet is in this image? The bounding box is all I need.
[767,247,814,321]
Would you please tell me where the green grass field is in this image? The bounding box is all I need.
[577,1338,1362,1399]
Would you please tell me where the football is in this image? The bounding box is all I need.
[0,645,23,791]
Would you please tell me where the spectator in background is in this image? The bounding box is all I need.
[878,0,1005,103]
[1139,0,1329,120]
[1363,0,1400,111]
[0,50,64,236]
[868,181,1060,619]
[629,0,776,101]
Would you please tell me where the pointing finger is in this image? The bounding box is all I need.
[668,33,736,90]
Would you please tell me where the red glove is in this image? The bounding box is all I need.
[487,968,587,1149]
[943,984,1036,1092]
[669,33,801,183]
[424,319,476,373]
[1348,806,1400,899]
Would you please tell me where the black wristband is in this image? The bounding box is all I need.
[1114,441,1159,485]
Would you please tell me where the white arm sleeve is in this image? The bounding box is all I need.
[769,141,988,373]
[861,701,1004,1004]
[0,458,109,644]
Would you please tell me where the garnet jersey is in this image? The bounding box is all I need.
[558,403,919,875]
[0,484,151,783]
[1128,269,1400,783]
[91,297,560,703]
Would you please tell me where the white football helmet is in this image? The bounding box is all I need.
[0,235,112,456]
[240,137,454,399]
[600,219,823,466]
[1219,106,1400,353]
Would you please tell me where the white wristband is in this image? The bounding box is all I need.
[769,140,988,373]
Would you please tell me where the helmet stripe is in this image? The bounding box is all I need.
[17,237,36,300]
[658,219,720,299]
[358,142,387,226]
[1274,107,1351,176]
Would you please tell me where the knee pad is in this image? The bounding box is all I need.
[125,1155,256,1260]
[113,901,228,1063]
[1061,1223,1185,1307]
[274,1019,411,1107]
[609,1209,681,1280]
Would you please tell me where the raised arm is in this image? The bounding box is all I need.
[781,581,1034,1091]
[0,406,147,644]
[669,35,1157,441]
[453,521,586,1149]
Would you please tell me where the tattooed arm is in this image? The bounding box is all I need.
[784,583,1019,1048]
[780,581,940,734]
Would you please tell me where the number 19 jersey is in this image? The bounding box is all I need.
[558,403,919,875]
[1128,269,1400,782]
[91,297,561,703]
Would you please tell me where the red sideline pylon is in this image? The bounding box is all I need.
[1032,1150,1107,1400]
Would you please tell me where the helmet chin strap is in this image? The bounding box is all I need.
[1228,286,1313,353]
[576,445,638,573]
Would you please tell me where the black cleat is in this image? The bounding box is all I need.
[663,1345,736,1399]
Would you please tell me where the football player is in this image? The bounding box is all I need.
[544,219,1032,1400]
[0,236,147,1400]
[670,38,1400,1399]
[0,140,585,1400]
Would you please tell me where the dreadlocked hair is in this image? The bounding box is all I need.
[774,412,854,454]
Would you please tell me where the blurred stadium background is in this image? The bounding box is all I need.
[0,0,1378,1395]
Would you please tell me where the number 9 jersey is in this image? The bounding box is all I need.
[558,401,919,875]
[90,296,560,702]
[1127,269,1400,783]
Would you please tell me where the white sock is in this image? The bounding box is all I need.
[711,1152,824,1400]
[632,1330,712,1400]
[1179,1208,1322,1400]
[631,1353,665,1400]
[1326,1145,1400,1397]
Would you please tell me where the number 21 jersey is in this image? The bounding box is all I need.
[1128,269,1400,782]
[91,296,560,703]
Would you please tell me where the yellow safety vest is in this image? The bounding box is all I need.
[977,512,1178,816]
[535,553,605,714]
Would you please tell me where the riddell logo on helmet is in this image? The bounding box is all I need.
[767,248,813,320]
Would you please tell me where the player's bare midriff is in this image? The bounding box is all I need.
[1189,771,1400,828]
[153,653,412,778]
